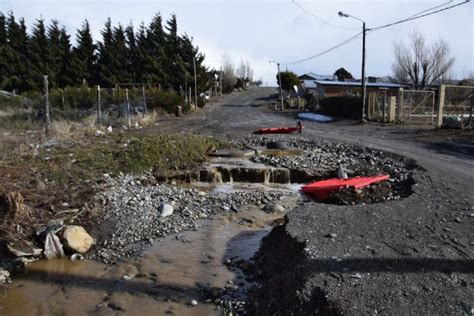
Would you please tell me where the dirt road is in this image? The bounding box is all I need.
[1,87,472,315]
[159,87,474,315]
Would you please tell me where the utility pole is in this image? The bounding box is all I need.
[361,22,367,122]
[220,68,223,96]
[338,11,367,123]
[185,72,188,105]
[277,63,284,110]
[43,75,50,135]
[193,57,198,109]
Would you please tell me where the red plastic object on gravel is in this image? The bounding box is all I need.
[302,175,390,199]
[254,127,299,134]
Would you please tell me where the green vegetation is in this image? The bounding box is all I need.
[0,12,208,94]
[44,134,222,182]
[334,67,354,81]
[276,71,299,91]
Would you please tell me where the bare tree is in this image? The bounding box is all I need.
[236,59,246,80]
[245,60,253,82]
[221,54,237,93]
[392,30,455,90]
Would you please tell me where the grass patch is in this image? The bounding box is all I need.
[43,133,222,183]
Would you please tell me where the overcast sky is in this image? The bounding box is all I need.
[1,0,473,86]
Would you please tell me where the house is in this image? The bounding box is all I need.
[298,72,335,81]
[313,80,402,98]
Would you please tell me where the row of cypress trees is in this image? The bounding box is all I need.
[0,12,208,93]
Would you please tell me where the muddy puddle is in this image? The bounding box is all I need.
[0,202,294,316]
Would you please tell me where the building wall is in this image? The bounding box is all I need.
[320,85,399,98]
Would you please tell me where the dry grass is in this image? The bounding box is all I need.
[50,120,73,140]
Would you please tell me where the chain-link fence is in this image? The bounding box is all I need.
[0,84,188,133]
[439,85,474,128]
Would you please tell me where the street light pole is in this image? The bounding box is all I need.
[339,11,367,122]
[270,60,284,111]
[277,63,284,110]
[193,57,198,109]
[361,22,367,122]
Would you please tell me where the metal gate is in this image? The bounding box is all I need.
[367,91,389,121]
[397,89,436,124]
[438,84,474,127]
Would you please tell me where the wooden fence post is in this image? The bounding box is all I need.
[96,85,101,126]
[436,84,446,128]
[44,75,51,135]
[125,88,131,128]
[142,86,147,115]
[388,96,396,122]
[397,88,403,123]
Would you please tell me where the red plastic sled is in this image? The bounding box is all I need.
[254,127,299,134]
[302,175,390,199]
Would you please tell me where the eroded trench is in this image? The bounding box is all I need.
[0,141,416,315]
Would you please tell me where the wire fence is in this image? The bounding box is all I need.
[442,85,474,126]
[399,89,435,124]
[3,83,190,132]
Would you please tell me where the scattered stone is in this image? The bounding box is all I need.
[325,233,337,239]
[264,203,285,213]
[6,241,42,257]
[190,299,198,306]
[337,164,348,179]
[350,273,362,279]
[62,225,94,254]
[70,253,85,261]
[0,269,11,283]
[159,204,174,217]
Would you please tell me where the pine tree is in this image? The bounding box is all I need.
[180,34,207,94]
[47,20,62,87]
[4,13,32,92]
[125,23,138,83]
[111,23,129,83]
[29,17,52,90]
[96,18,115,87]
[140,14,167,85]
[70,19,96,86]
[57,27,75,87]
[164,14,186,91]
[0,13,8,89]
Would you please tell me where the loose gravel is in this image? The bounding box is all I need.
[91,173,291,264]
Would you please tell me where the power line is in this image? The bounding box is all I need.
[290,0,359,30]
[278,0,469,66]
[406,0,453,19]
[281,32,362,65]
[369,0,470,32]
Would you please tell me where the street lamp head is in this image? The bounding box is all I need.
[338,11,349,18]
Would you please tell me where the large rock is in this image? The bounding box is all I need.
[62,225,94,253]
[159,204,174,217]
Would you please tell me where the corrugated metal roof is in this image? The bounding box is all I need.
[302,80,317,88]
[300,73,334,81]
[314,80,401,88]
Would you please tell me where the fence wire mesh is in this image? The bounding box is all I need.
[399,89,435,124]
[442,85,474,127]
